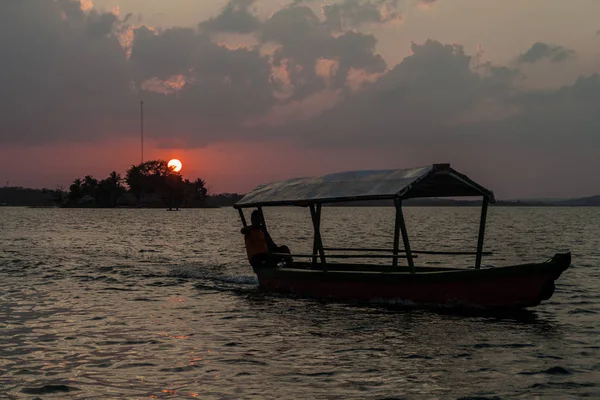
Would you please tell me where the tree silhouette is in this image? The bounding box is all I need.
[64,160,209,208]
[126,160,184,206]
[183,178,207,206]
[68,178,83,204]
[107,171,122,186]
[125,164,143,202]
[96,171,125,207]
[81,175,98,201]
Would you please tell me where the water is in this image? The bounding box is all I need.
[1,207,599,399]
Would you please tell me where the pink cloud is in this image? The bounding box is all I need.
[79,0,94,13]
[346,67,386,91]
[315,58,340,84]
[141,75,189,95]
[243,88,341,127]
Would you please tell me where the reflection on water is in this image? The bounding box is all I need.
[0,207,599,399]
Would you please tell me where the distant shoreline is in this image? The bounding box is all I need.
[0,205,223,209]
[1,203,599,209]
[326,197,600,207]
[0,186,243,208]
[1,186,599,208]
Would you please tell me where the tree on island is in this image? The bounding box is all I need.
[63,160,207,208]
[68,178,83,204]
[125,160,208,208]
[81,175,99,204]
[67,172,125,207]
[96,171,126,207]
[183,178,208,206]
[125,160,172,205]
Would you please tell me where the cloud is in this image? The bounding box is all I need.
[255,38,600,197]
[286,40,491,146]
[0,0,391,148]
[79,0,94,13]
[3,1,600,197]
[261,5,387,100]
[0,0,280,147]
[129,26,278,144]
[416,0,439,9]
[280,38,598,155]
[517,42,576,63]
[323,0,402,32]
[141,74,189,95]
[0,0,133,145]
[199,0,260,34]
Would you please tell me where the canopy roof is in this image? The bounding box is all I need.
[234,163,495,208]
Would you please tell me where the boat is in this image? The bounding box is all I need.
[233,164,571,309]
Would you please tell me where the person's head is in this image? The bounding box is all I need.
[250,210,261,227]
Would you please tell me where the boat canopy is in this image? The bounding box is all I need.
[235,163,495,208]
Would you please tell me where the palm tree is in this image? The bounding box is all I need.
[193,178,208,204]
[125,165,143,204]
[68,178,83,203]
[104,171,124,207]
[82,175,98,204]
[107,171,122,186]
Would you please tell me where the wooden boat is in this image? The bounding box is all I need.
[233,164,571,309]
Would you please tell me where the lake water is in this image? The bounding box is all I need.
[1,207,599,399]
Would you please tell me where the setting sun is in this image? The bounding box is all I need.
[168,158,182,172]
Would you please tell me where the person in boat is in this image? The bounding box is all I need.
[241,210,292,268]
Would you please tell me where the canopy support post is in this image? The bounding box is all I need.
[238,208,247,227]
[392,199,401,268]
[257,207,266,228]
[310,205,318,264]
[475,196,489,270]
[310,204,326,266]
[397,200,415,273]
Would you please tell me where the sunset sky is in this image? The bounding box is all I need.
[1,0,599,198]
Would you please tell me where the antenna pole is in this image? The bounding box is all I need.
[140,101,144,164]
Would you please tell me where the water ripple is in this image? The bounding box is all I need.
[0,207,599,399]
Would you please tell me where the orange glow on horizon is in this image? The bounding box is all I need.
[0,138,401,195]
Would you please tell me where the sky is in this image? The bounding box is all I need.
[1,0,599,198]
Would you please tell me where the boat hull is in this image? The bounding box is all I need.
[253,253,571,309]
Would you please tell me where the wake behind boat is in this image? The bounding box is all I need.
[233,164,571,309]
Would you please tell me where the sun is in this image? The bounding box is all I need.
[168,159,183,172]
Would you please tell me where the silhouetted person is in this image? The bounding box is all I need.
[241,210,291,268]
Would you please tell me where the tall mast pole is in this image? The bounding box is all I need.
[140,101,144,164]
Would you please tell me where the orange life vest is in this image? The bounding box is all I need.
[244,227,268,260]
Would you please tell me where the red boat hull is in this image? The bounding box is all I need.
[253,253,571,309]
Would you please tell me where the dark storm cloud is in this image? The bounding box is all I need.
[130,26,199,81]
[0,0,133,145]
[322,0,402,32]
[0,0,392,146]
[2,0,600,177]
[267,38,600,195]
[0,0,277,146]
[262,5,387,99]
[261,6,330,98]
[285,39,599,151]
[283,0,402,32]
[508,74,600,143]
[133,30,277,142]
[198,0,260,34]
[517,42,576,63]
[286,40,492,145]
